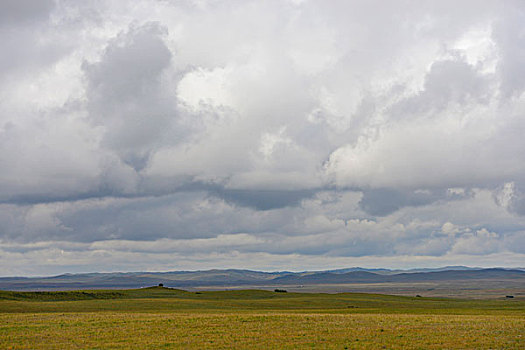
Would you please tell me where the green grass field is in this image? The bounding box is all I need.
[1,287,524,349]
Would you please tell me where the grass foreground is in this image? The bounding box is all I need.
[0,287,524,349]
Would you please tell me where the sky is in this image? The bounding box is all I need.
[1,0,524,276]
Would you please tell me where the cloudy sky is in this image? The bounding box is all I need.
[1,0,524,276]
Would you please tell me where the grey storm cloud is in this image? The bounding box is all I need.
[358,188,460,217]
[0,0,64,79]
[84,22,178,171]
[211,188,317,211]
[0,0,525,275]
[0,0,54,25]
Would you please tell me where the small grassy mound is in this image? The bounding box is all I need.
[0,286,187,301]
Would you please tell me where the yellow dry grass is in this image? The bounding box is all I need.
[1,312,524,349]
[0,289,523,349]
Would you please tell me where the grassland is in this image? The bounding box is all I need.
[1,287,524,349]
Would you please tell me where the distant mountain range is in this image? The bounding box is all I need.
[1,267,524,291]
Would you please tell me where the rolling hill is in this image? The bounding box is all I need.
[1,267,524,291]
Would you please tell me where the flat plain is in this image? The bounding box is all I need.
[0,287,524,349]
